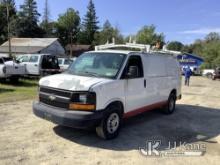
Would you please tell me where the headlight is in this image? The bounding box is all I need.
[69,92,96,111]
[79,94,87,103]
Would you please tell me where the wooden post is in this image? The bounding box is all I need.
[6,4,12,58]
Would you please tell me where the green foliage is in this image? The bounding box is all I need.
[95,20,124,45]
[81,0,99,45]
[184,33,220,69]
[167,41,184,51]
[15,0,45,37]
[0,0,17,44]
[56,8,80,46]
[136,25,165,47]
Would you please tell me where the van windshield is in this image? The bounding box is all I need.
[68,52,126,79]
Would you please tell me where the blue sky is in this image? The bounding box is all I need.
[15,0,220,44]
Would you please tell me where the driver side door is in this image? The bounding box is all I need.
[122,55,146,115]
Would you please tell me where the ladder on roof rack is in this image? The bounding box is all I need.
[95,43,151,52]
[94,42,182,56]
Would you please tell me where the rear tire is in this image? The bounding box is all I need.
[96,105,122,140]
[163,92,176,114]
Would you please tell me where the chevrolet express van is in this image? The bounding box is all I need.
[33,49,182,139]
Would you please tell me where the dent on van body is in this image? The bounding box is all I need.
[39,74,110,91]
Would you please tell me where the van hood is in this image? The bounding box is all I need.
[39,73,110,91]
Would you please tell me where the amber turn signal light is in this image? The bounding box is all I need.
[69,103,95,111]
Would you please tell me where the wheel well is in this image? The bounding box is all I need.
[171,89,177,97]
[106,101,124,115]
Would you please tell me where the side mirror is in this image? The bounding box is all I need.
[126,66,139,78]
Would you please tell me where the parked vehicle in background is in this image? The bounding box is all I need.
[16,54,60,76]
[58,57,75,72]
[212,67,220,80]
[33,43,182,140]
[0,57,26,82]
[202,69,215,78]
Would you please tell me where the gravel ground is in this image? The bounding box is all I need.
[0,76,220,165]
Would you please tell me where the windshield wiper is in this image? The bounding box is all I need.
[84,71,100,77]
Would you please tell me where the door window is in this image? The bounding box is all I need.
[29,56,39,63]
[121,55,143,79]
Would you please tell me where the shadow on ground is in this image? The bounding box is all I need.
[53,104,220,151]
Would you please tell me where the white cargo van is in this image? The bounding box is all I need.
[16,54,60,76]
[33,46,182,139]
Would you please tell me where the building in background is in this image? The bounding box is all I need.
[177,53,204,75]
[0,38,65,56]
[65,44,92,57]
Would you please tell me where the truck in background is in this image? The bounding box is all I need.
[16,54,61,77]
[0,56,26,82]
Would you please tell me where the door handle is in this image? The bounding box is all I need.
[144,79,146,88]
[34,64,38,67]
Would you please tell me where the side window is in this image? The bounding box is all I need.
[121,55,144,79]
[21,56,29,62]
[64,59,71,65]
[18,56,29,62]
[58,59,63,65]
[29,56,39,63]
[0,58,4,64]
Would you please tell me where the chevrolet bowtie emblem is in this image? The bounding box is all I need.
[49,95,56,101]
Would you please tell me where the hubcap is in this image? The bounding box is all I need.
[107,113,120,134]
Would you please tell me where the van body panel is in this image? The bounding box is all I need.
[91,80,125,111]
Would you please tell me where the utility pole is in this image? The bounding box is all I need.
[6,3,12,58]
[70,32,73,57]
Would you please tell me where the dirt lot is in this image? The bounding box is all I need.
[0,77,220,165]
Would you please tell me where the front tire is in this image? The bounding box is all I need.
[96,106,122,140]
[163,93,176,114]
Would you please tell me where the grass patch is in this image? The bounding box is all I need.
[0,79,38,103]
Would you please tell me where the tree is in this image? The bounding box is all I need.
[96,20,124,44]
[167,41,184,51]
[56,8,80,47]
[16,0,45,37]
[186,33,220,69]
[205,32,220,43]
[136,25,165,48]
[0,0,17,44]
[82,0,99,45]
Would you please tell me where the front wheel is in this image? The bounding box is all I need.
[96,107,122,140]
[163,93,176,114]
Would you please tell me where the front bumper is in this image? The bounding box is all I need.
[33,101,104,129]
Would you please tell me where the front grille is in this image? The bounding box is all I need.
[40,97,69,109]
[40,86,72,98]
[39,86,72,109]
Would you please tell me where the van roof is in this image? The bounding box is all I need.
[88,49,176,58]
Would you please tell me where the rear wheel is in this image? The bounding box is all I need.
[96,105,122,140]
[212,75,216,80]
[163,92,176,114]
